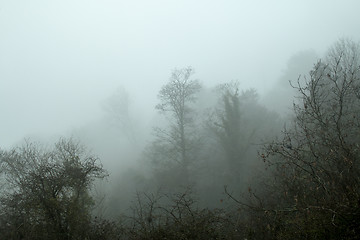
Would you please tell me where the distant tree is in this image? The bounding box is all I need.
[211,82,244,178]
[209,82,280,184]
[0,138,107,240]
[103,87,137,144]
[152,67,201,186]
[263,50,318,115]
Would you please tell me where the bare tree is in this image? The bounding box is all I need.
[250,39,360,239]
[153,66,201,185]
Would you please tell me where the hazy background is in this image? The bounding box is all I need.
[1,0,360,149]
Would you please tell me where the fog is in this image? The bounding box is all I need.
[1,2,360,237]
[1,0,360,197]
[1,0,359,149]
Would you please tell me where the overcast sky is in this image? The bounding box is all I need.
[1,0,360,148]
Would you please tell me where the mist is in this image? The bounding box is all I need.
[1,0,359,148]
[1,1,360,239]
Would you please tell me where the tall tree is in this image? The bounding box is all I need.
[210,83,264,183]
[212,83,243,174]
[153,66,201,185]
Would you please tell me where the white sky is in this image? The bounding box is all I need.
[1,0,360,148]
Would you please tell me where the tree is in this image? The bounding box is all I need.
[103,86,137,144]
[253,39,360,239]
[212,83,249,176]
[0,138,107,240]
[209,82,280,185]
[153,66,201,186]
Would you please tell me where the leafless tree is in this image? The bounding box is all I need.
[225,39,360,239]
[153,66,201,185]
